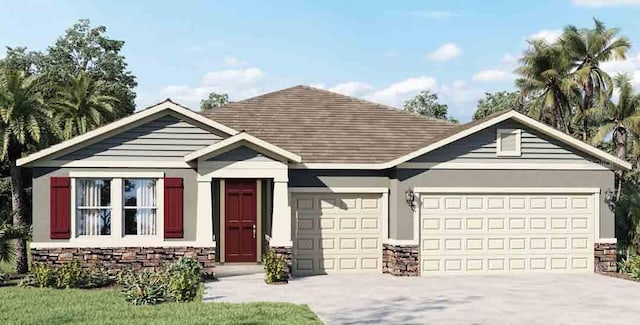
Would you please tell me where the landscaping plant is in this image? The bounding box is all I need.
[262,248,287,284]
[619,252,640,279]
[20,261,112,289]
[118,257,202,305]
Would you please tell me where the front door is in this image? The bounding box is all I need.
[225,179,257,262]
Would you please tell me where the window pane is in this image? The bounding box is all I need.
[124,208,157,235]
[123,179,157,236]
[124,179,157,207]
[77,208,111,235]
[77,179,111,207]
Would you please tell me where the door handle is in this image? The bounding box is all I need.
[252,224,256,239]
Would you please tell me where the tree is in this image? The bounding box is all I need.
[200,92,229,110]
[591,74,640,198]
[53,70,118,140]
[0,69,54,273]
[39,19,136,119]
[404,90,456,121]
[473,91,531,120]
[560,18,631,141]
[0,223,30,265]
[515,39,579,133]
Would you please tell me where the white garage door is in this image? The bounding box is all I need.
[420,191,596,275]
[292,193,383,275]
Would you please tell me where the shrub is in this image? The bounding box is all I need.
[120,271,167,305]
[262,248,286,284]
[619,253,640,279]
[0,272,7,285]
[119,257,202,305]
[165,257,201,302]
[21,264,55,288]
[20,261,113,289]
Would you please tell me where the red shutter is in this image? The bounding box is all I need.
[164,177,184,238]
[50,177,71,239]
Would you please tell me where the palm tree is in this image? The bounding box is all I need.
[515,39,579,133]
[0,69,53,273]
[591,73,640,198]
[53,71,117,140]
[560,18,631,141]
[0,223,30,265]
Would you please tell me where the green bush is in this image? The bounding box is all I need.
[119,257,202,305]
[165,257,201,302]
[262,248,286,284]
[120,271,167,305]
[20,261,113,289]
[0,271,7,285]
[619,253,640,279]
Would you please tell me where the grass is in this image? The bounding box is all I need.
[0,286,322,325]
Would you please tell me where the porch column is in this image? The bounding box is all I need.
[269,180,292,247]
[196,179,214,246]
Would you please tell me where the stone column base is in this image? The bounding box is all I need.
[594,242,617,273]
[271,246,293,279]
[31,246,216,276]
[383,243,419,276]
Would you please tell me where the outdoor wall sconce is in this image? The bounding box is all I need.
[405,188,417,211]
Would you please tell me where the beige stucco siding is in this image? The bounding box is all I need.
[32,167,199,244]
[391,169,615,240]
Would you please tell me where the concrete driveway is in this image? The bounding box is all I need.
[204,273,640,324]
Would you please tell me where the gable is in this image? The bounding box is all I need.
[206,146,276,162]
[408,119,607,169]
[54,115,224,162]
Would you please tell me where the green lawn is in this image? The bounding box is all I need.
[0,286,322,325]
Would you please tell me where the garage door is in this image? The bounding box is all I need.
[420,192,595,275]
[292,193,383,275]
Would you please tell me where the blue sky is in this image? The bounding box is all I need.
[2,0,640,121]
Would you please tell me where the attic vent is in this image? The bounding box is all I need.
[496,129,521,157]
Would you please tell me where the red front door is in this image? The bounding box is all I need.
[225,179,257,262]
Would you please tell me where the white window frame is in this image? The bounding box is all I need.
[67,171,168,247]
[496,128,522,157]
[75,178,113,237]
[122,178,159,237]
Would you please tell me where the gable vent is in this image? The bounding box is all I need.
[497,129,521,157]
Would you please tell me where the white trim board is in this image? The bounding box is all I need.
[397,162,609,170]
[185,132,302,163]
[413,187,601,194]
[17,100,238,167]
[288,187,389,193]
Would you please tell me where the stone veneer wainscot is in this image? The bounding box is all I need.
[31,246,216,276]
[594,242,617,273]
[382,243,419,276]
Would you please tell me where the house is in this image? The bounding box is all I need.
[19,85,629,277]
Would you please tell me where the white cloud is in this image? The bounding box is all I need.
[527,29,562,43]
[573,0,640,6]
[601,54,640,87]
[472,69,513,82]
[426,43,462,61]
[222,56,242,67]
[412,10,459,19]
[329,81,375,97]
[143,67,268,109]
[368,76,438,106]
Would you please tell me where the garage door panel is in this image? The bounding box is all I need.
[420,193,595,275]
[293,193,382,275]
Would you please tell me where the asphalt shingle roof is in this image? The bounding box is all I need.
[201,85,460,164]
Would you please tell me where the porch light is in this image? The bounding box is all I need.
[405,188,417,211]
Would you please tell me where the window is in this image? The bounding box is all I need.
[76,179,111,236]
[496,129,521,157]
[123,179,158,235]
